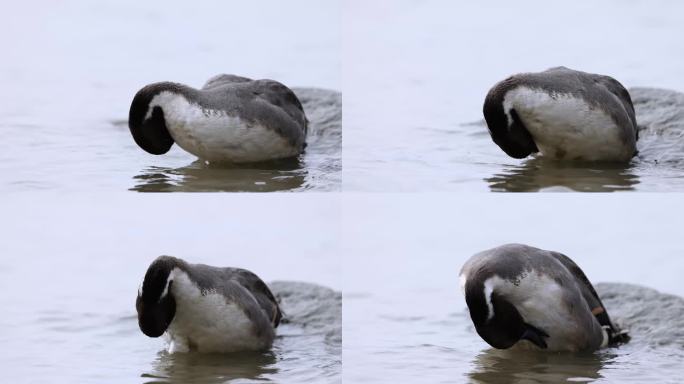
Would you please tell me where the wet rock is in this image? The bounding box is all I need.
[630,87,684,164]
[597,282,684,348]
[270,281,342,345]
[292,88,342,190]
[292,88,342,154]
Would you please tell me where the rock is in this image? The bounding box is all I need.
[630,87,684,164]
[292,88,342,155]
[596,282,684,348]
[269,281,342,345]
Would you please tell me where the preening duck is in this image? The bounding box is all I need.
[128,74,308,163]
[483,67,637,162]
[136,256,282,353]
[459,244,629,352]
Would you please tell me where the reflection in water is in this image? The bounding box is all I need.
[144,351,277,384]
[131,159,306,192]
[468,348,607,384]
[486,158,639,192]
[129,88,341,193]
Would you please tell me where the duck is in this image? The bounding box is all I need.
[459,244,629,352]
[136,255,282,353]
[483,67,637,162]
[128,74,308,163]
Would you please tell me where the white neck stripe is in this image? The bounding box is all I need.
[159,268,177,302]
[483,280,495,321]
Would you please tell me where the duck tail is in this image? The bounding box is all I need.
[593,305,630,345]
[607,326,631,345]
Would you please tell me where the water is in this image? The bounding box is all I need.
[0,0,341,192]
[344,0,684,192]
[342,194,684,383]
[0,195,342,383]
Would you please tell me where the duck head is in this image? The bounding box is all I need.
[128,82,180,155]
[464,276,549,349]
[136,256,179,337]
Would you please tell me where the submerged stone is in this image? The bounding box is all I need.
[630,87,684,165]
[596,282,684,348]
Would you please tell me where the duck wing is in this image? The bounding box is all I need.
[251,79,308,133]
[229,268,283,328]
[202,74,253,90]
[549,252,623,337]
